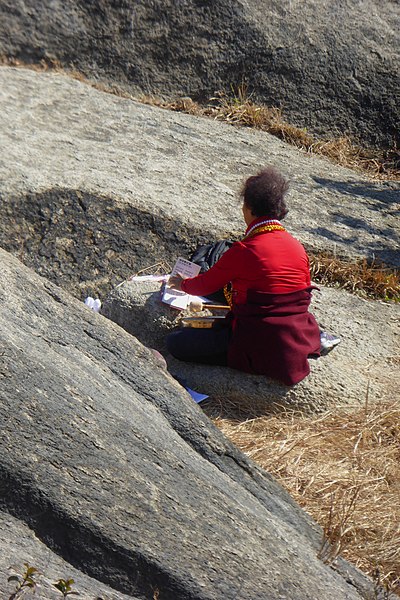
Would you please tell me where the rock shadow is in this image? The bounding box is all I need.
[313,177,400,206]
[0,188,214,300]
[310,177,400,266]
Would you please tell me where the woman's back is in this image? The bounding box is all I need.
[231,228,311,302]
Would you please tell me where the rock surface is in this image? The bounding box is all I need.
[0,0,399,149]
[1,512,135,600]
[101,279,400,414]
[0,247,376,599]
[0,67,398,304]
[0,64,398,599]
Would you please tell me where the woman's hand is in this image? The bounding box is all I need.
[168,273,185,291]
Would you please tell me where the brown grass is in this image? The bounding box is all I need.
[213,400,400,595]
[309,254,400,302]
[147,85,399,182]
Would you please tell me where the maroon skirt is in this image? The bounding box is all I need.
[227,288,320,386]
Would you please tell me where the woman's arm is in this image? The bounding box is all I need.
[178,242,245,296]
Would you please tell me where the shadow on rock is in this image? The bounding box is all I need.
[0,188,213,300]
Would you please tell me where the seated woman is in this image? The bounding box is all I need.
[167,166,339,386]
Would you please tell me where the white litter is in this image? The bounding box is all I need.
[84,297,102,312]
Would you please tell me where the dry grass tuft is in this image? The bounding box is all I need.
[309,254,400,301]
[213,400,400,594]
[148,85,399,181]
[200,86,400,181]
[143,95,206,117]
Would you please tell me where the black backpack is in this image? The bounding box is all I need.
[190,240,234,303]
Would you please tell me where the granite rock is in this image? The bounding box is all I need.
[0,67,398,305]
[102,279,400,414]
[0,247,377,599]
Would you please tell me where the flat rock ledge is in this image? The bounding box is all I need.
[0,247,378,600]
[102,279,400,414]
[1,0,399,148]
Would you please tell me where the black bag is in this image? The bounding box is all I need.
[190,240,234,303]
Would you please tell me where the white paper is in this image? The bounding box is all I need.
[162,258,201,310]
[128,274,169,282]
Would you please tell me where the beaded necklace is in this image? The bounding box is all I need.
[243,219,285,239]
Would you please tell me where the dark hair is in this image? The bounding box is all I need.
[241,166,289,220]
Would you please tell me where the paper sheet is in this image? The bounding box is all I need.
[162,258,201,310]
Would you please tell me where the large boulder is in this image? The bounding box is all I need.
[0,246,378,599]
[0,67,398,303]
[101,278,400,414]
[0,0,399,149]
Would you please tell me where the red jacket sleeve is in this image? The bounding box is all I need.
[181,242,245,296]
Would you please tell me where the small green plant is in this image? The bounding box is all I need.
[53,578,80,597]
[7,563,40,599]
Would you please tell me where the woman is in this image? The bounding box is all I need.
[167,166,338,386]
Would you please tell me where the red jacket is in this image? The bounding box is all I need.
[181,218,320,385]
[181,218,311,302]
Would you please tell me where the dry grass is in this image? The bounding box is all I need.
[309,254,400,302]
[213,400,400,595]
[146,85,399,182]
[212,94,399,180]
[0,56,134,98]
